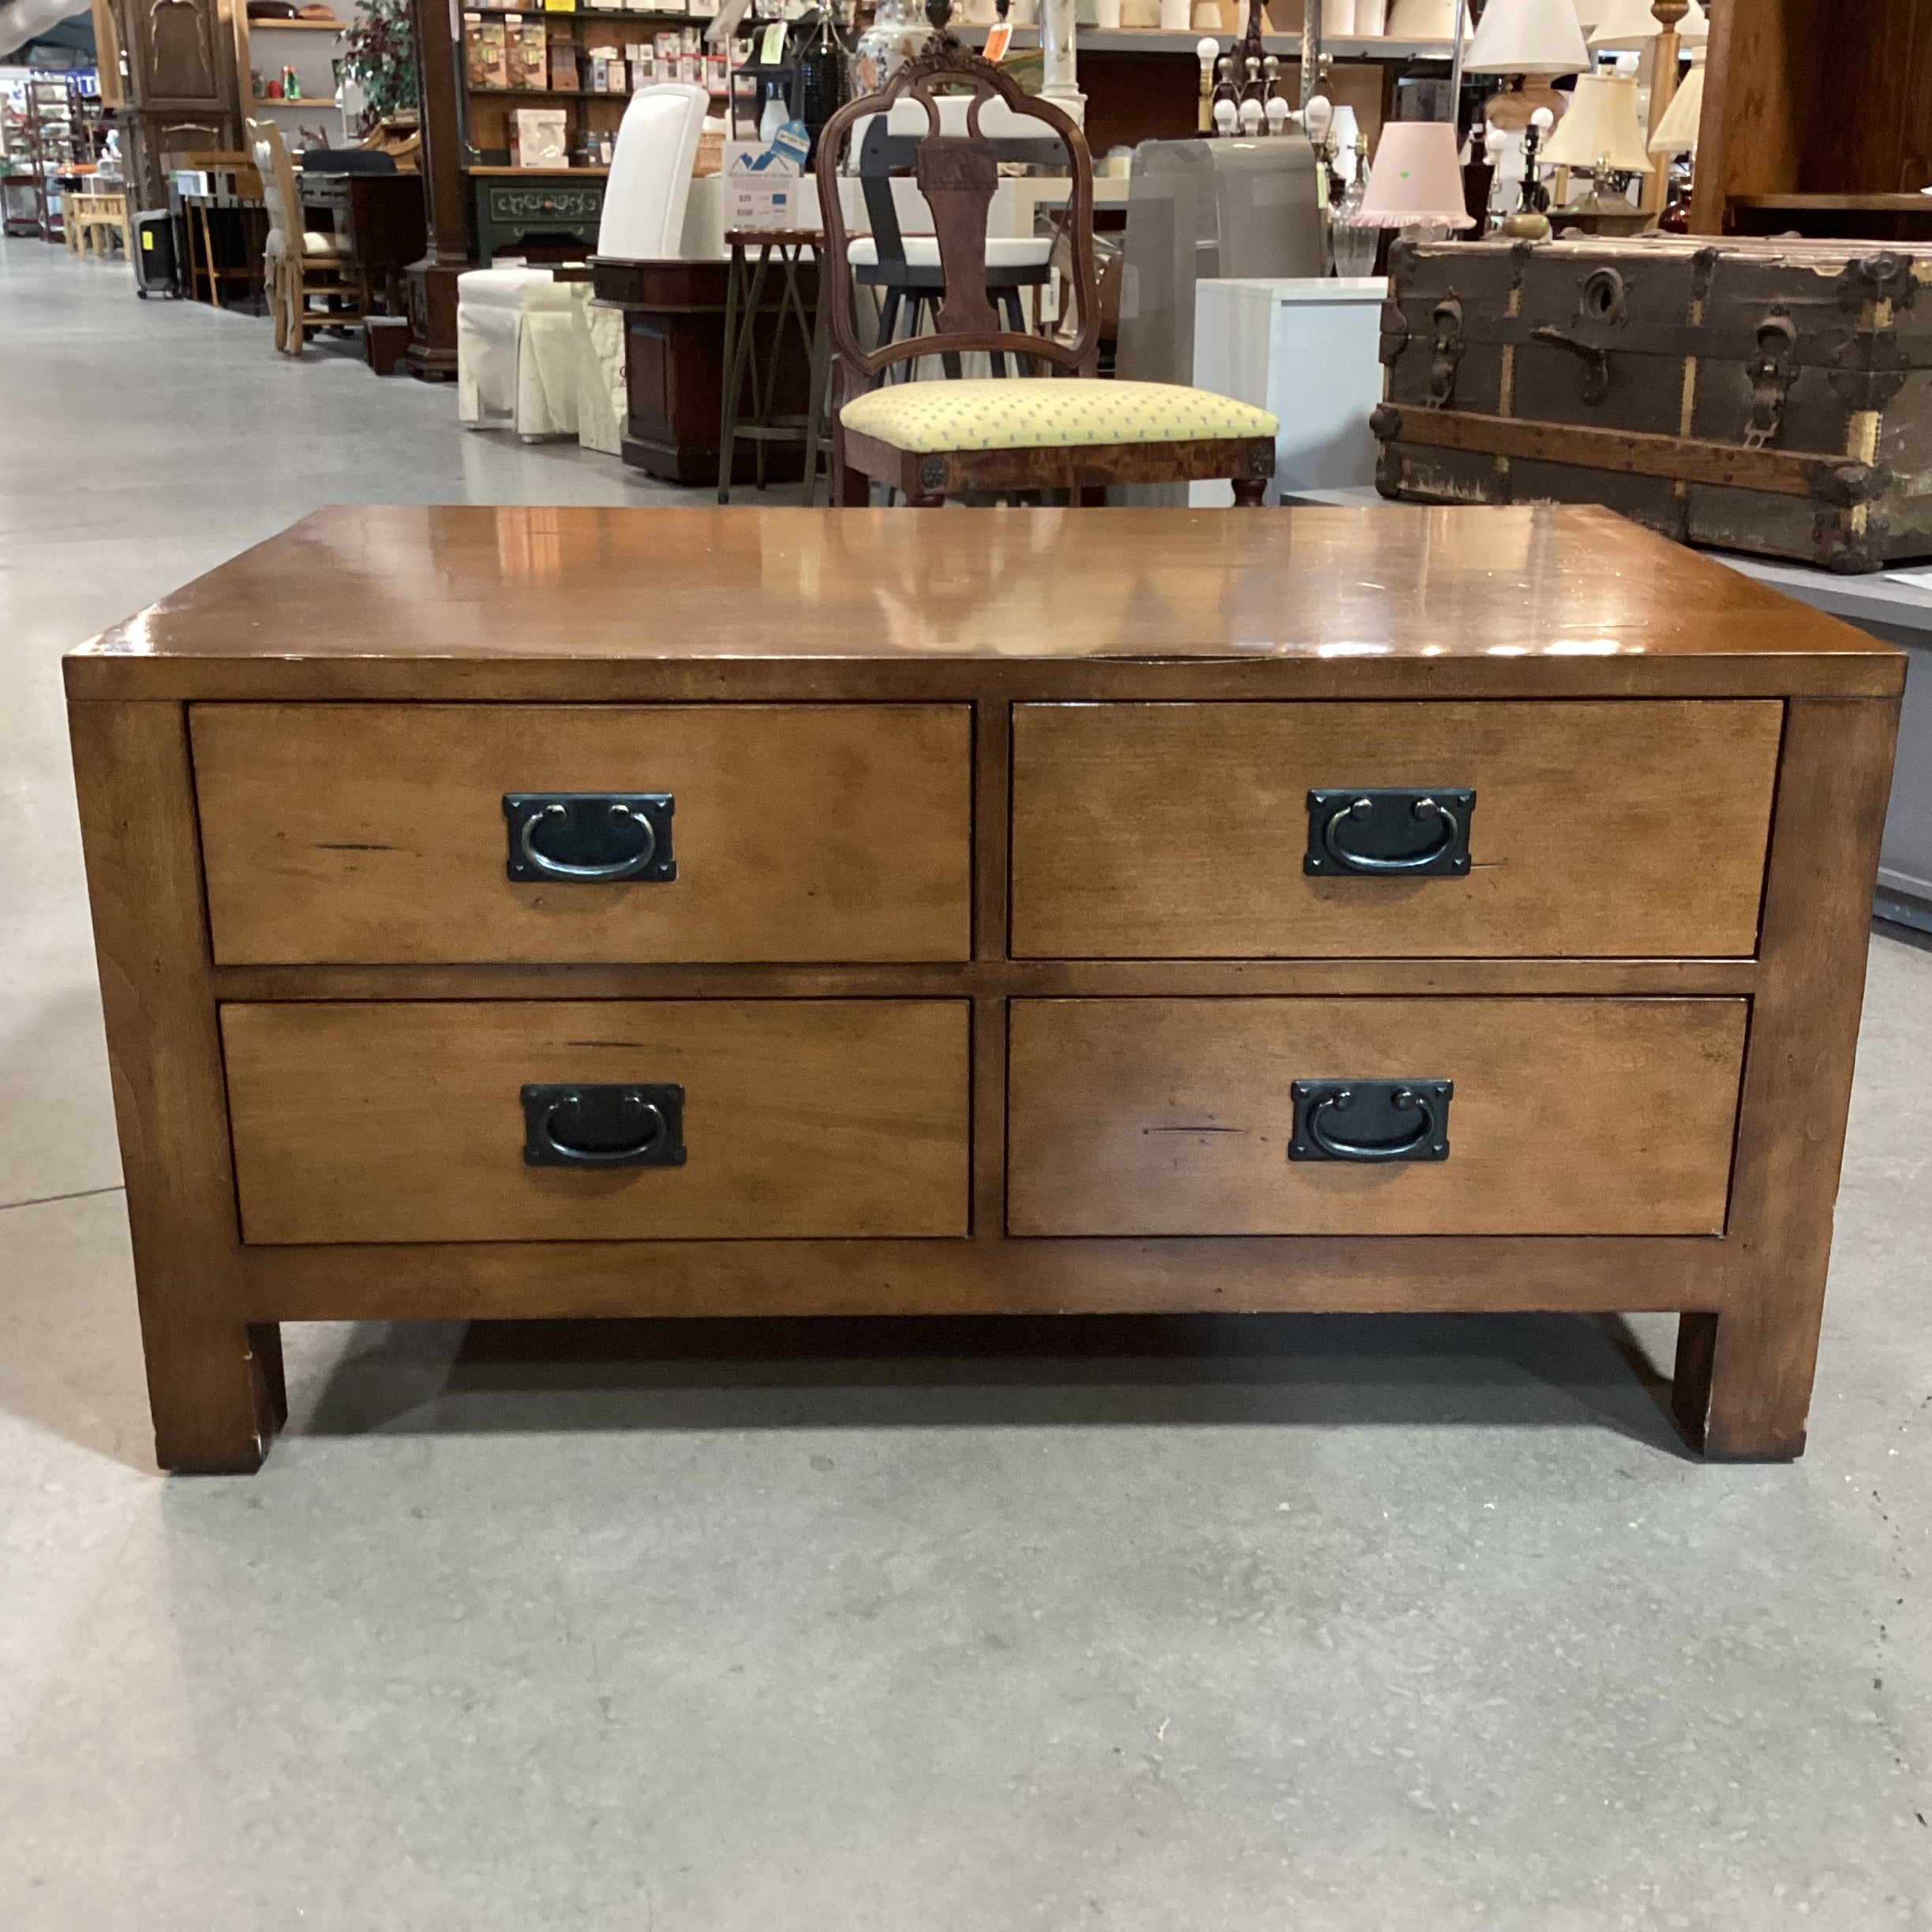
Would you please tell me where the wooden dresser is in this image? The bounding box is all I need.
[66,504,1902,1473]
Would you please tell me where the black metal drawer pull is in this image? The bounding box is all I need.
[1290,1080,1451,1163]
[503,792,676,884]
[1305,788,1474,878]
[521,1084,687,1169]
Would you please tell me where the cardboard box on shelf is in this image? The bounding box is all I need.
[514,106,569,163]
[510,17,549,85]
[465,17,511,88]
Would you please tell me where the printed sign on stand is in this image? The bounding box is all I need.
[723,118,811,230]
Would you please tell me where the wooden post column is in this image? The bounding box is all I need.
[1638,0,1687,221]
[403,0,472,380]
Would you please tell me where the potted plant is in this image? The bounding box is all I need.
[338,0,420,135]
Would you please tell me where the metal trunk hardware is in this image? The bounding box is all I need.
[1289,1080,1453,1163]
[1304,788,1475,877]
[1745,314,1800,450]
[503,793,676,883]
[1426,296,1465,409]
[1532,323,1613,405]
[520,1084,687,1169]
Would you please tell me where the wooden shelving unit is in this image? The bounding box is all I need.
[466,162,612,174]
[241,13,350,144]
[457,5,728,169]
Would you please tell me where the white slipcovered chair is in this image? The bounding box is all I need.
[457,82,709,443]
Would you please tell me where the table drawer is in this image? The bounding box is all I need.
[1007,997,1745,1235]
[192,704,972,964]
[223,999,970,1244]
[1010,701,1781,958]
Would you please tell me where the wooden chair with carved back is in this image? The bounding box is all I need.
[814,4,1279,507]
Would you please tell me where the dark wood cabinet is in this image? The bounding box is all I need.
[593,256,815,488]
[1694,0,1932,235]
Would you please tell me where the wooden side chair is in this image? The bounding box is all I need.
[65,189,129,257]
[814,7,1279,507]
[249,119,364,358]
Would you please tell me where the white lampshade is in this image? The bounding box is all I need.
[1647,43,1704,152]
[1329,103,1361,152]
[1586,0,1707,47]
[1383,0,1466,39]
[1350,119,1477,227]
[1466,0,1590,73]
[1543,71,1653,170]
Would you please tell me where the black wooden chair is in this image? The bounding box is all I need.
[815,9,1279,507]
[851,107,1057,378]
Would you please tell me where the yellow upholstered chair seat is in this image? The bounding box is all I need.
[840,377,1279,454]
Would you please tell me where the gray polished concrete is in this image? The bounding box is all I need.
[3,239,1930,1931]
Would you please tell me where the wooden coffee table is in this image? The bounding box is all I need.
[66,504,1902,1472]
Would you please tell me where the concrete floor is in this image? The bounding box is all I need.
[2,238,1930,1931]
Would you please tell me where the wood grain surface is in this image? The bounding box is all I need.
[192,703,972,965]
[62,505,1904,704]
[243,1234,1728,1323]
[1006,997,1747,1237]
[222,1000,972,1244]
[1011,701,1783,960]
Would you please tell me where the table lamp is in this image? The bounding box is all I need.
[1542,69,1652,217]
[1646,39,1703,224]
[1500,101,1555,237]
[1467,0,1591,70]
[1349,118,1476,233]
[1584,0,1705,47]
[1646,41,1703,154]
[1465,0,1589,131]
[1586,0,1704,212]
[1383,0,1465,36]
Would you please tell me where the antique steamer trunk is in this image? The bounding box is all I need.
[1373,237,1932,573]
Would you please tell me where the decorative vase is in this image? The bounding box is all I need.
[853,0,930,95]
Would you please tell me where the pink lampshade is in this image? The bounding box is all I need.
[1350,120,1476,228]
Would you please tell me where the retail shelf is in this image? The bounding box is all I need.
[957,24,1458,58]
[464,6,715,21]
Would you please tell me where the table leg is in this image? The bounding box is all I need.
[801,250,833,509]
[69,701,284,1473]
[717,243,747,504]
[743,245,776,492]
[1672,695,1900,1458]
